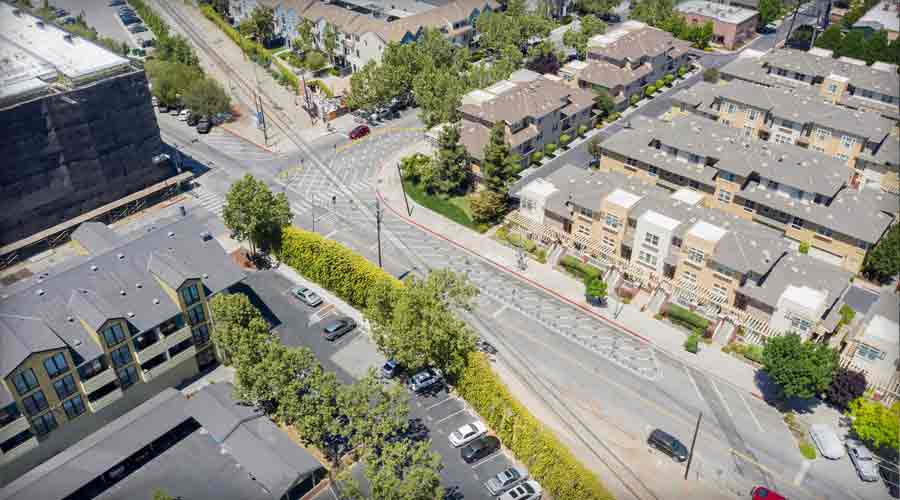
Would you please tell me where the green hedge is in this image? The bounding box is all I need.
[279,227,402,309]
[665,303,710,331]
[559,256,602,282]
[457,353,612,500]
[200,5,271,66]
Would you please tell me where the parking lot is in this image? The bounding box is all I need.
[51,0,152,48]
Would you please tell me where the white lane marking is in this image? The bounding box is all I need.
[328,485,339,500]
[491,305,507,318]
[710,378,735,419]
[435,408,467,424]
[471,451,504,469]
[424,396,454,411]
[739,392,765,433]
[324,229,340,239]
[684,366,706,404]
[793,460,812,485]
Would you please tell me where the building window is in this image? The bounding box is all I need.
[791,217,804,229]
[102,323,127,348]
[743,125,754,137]
[648,166,658,176]
[188,305,206,326]
[827,82,838,94]
[814,127,830,141]
[605,213,620,229]
[117,366,138,389]
[602,236,616,249]
[43,353,69,379]
[687,248,705,265]
[743,199,755,212]
[712,283,728,299]
[855,344,884,361]
[576,224,592,237]
[720,171,735,182]
[180,284,201,307]
[62,395,86,419]
[817,226,833,238]
[680,271,697,284]
[580,206,593,218]
[644,233,660,247]
[22,391,48,417]
[78,358,107,380]
[790,315,812,332]
[638,251,658,267]
[747,109,758,121]
[192,325,211,346]
[774,134,793,145]
[53,375,77,401]
[840,135,858,150]
[12,369,39,396]
[717,190,732,203]
[726,103,736,114]
[31,412,57,436]
[811,145,825,153]
[110,345,132,369]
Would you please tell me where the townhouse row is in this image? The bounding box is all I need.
[518,164,855,339]
[0,216,245,483]
[594,115,898,273]
[229,0,498,72]
[670,78,900,193]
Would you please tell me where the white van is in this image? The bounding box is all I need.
[809,424,844,460]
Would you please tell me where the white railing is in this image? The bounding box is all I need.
[0,434,38,465]
[134,340,168,364]
[164,326,192,347]
[840,352,900,407]
[0,415,30,444]
[78,368,116,395]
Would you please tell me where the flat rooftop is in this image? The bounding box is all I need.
[854,1,900,32]
[0,2,130,103]
[676,0,758,24]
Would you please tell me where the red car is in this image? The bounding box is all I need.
[349,124,370,140]
[751,486,786,500]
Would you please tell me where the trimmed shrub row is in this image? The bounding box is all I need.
[279,227,402,309]
[559,255,603,282]
[665,303,710,331]
[200,5,272,66]
[457,353,613,500]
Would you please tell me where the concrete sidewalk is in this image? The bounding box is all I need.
[375,140,765,402]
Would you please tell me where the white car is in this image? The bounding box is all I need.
[151,96,158,107]
[499,480,542,500]
[177,109,191,121]
[448,421,487,447]
[809,424,844,460]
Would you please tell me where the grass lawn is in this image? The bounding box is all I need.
[402,180,487,233]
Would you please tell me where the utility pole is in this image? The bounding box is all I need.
[684,412,703,480]
[375,198,383,268]
[397,163,412,216]
[256,94,268,145]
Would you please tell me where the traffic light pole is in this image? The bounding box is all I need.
[685,412,703,480]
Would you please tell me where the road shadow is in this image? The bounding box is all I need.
[753,369,783,406]
[161,141,212,177]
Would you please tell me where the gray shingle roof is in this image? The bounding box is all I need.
[0,216,244,378]
[0,384,324,500]
[763,49,900,98]
[738,252,853,310]
[541,164,666,217]
[183,382,262,442]
[459,75,594,126]
[71,222,125,255]
[0,315,65,380]
[587,22,691,62]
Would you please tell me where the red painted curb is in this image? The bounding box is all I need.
[219,124,276,153]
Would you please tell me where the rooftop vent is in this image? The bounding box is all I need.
[36,289,45,296]
[202,273,209,279]
[127,312,135,318]
[73,339,82,347]
[120,289,126,296]
[168,231,175,238]
[200,231,212,241]
[117,253,125,260]
[66,316,74,322]
[91,264,98,271]
[153,298,160,305]
[136,283,143,289]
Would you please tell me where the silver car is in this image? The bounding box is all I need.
[291,286,322,307]
[847,441,879,482]
[809,424,844,460]
[484,466,527,496]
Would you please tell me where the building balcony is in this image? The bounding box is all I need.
[140,353,171,383]
[0,415,30,444]
[86,384,123,413]
[78,367,117,395]
[143,345,197,382]
[0,433,38,465]
[164,326,192,347]
[169,344,197,367]
[134,339,168,364]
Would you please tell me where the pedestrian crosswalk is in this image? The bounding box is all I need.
[192,185,225,217]
[201,129,284,162]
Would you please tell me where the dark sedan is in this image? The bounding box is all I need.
[322,317,356,341]
[461,435,500,464]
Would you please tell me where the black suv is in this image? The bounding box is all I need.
[647,429,688,462]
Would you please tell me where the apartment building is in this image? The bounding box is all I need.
[0,216,244,483]
[720,48,900,121]
[670,79,899,191]
[596,115,898,272]
[559,21,692,110]
[458,70,595,170]
[229,0,497,72]
[838,287,900,404]
[518,164,853,335]
[0,384,326,500]
[675,1,758,50]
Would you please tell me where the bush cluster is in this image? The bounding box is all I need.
[200,5,271,66]
[457,353,613,500]
[559,256,603,281]
[664,303,710,332]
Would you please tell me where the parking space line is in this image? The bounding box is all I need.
[684,365,706,404]
[738,392,765,434]
[471,451,504,469]
[323,229,340,239]
[424,396,454,411]
[793,460,812,485]
[709,378,734,418]
[491,305,507,318]
[434,408,467,425]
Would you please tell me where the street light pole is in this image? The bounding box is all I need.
[684,412,703,480]
[375,198,383,268]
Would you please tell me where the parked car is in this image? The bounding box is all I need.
[498,480,541,500]
[847,441,879,482]
[448,421,487,447]
[151,96,158,107]
[461,435,500,464]
[750,486,786,500]
[484,467,528,496]
[121,16,142,26]
[809,424,844,460]
[322,317,356,341]
[168,106,181,115]
[60,16,77,25]
[109,0,126,5]
[196,117,212,134]
[186,113,200,126]
[381,359,400,378]
[177,109,191,121]
[647,429,688,462]
[118,7,135,15]
[157,103,169,113]
[349,124,370,140]
[291,286,322,307]
[53,7,68,18]
[407,368,441,393]
[140,38,156,49]
[128,24,148,33]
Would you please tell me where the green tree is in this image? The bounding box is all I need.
[182,76,231,118]
[469,189,508,223]
[151,490,174,500]
[294,18,314,53]
[208,293,269,365]
[815,25,844,51]
[563,15,607,59]
[367,270,478,380]
[588,136,603,162]
[762,333,839,399]
[576,0,618,16]
[480,123,521,195]
[702,67,719,83]
[836,30,867,59]
[862,30,890,65]
[422,123,469,195]
[341,440,444,500]
[757,0,783,25]
[863,223,900,283]
[339,371,409,452]
[222,174,293,255]
[585,276,607,303]
[593,90,615,117]
[825,368,867,411]
[145,60,202,107]
[526,40,562,74]
[322,23,339,65]
[630,0,676,26]
[240,6,276,45]
[847,399,900,451]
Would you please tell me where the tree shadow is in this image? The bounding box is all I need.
[752,370,822,413]
[229,282,282,329]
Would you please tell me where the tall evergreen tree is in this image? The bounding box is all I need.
[480,123,520,195]
[426,123,469,194]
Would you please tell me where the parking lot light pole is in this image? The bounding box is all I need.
[684,411,703,480]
